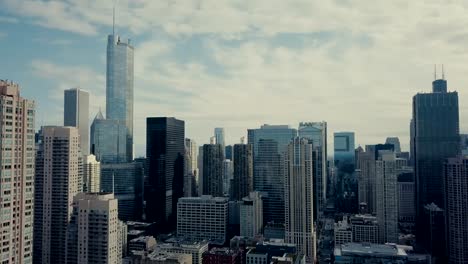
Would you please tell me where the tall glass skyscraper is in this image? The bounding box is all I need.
[334,132,355,167]
[412,78,459,211]
[412,77,459,260]
[90,110,126,163]
[248,125,297,224]
[298,122,327,219]
[146,117,185,228]
[106,34,134,162]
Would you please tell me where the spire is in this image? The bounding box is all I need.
[434,64,437,80]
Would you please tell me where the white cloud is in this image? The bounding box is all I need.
[8,0,468,154]
[30,60,106,123]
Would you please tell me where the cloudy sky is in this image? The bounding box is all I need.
[1,0,468,156]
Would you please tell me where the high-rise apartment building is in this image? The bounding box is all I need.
[0,81,35,264]
[248,124,297,224]
[106,33,134,162]
[412,77,459,250]
[83,154,101,192]
[232,144,253,201]
[284,137,316,263]
[202,144,224,197]
[444,156,468,264]
[34,126,82,264]
[177,196,228,243]
[101,162,144,221]
[375,151,399,243]
[240,192,263,237]
[90,110,127,163]
[298,121,327,219]
[146,117,185,228]
[64,88,90,155]
[66,192,121,264]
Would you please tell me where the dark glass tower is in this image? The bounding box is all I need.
[202,144,224,196]
[412,77,459,258]
[232,144,253,200]
[248,125,297,224]
[146,117,185,229]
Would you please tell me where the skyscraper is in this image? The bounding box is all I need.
[298,121,327,219]
[214,127,225,149]
[66,192,121,264]
[385,137,401,153]
[444,156,468,264]
[356,151,376,214]
[375,151,399,243]
[64,88,90,155]
[146,117,185,227]
[232,144,253,201]
[284,137,316,263]
[34,126,82,264]
[202,143,224,197]
[248,124,297,224]
[83,154,101,192]
[412,76,460,248]
[334,132,355,167]
[223,159,233,196]
[106,32,134,162]
[185,138,199,195]
[0,81,35,264]
[90,110,127,163]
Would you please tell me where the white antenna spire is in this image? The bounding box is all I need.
[434,64,437,80]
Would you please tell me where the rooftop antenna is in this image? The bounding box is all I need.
[434,64,437,80]
[442,64,445,80]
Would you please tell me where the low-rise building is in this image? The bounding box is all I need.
[334,243,431,264]
[334,216,352,246]
[202,248,242,264]
[349,214,379,244]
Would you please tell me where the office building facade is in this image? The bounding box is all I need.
[334,132,355,167]
[232,144,253,200]
[146,117,185,227]
[298,122,327,219]
[64,88,90,155]
[0,81,35,264]
[106,34,134,162]
[284,137,316,263]
[101,162,144,221]
[375,151,399,243]
[34,126,82,264]
[177,196,228,243]
[248,124,297,224]
[202,144,224,197]
[240,192,263,237]
[90,110,127,163]
[444,156,468,264]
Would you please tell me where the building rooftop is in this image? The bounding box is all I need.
[130,236,155,244]
[178,195,228,203]
[335,243,410,258]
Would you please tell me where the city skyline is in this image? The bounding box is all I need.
[2,1,468,156]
